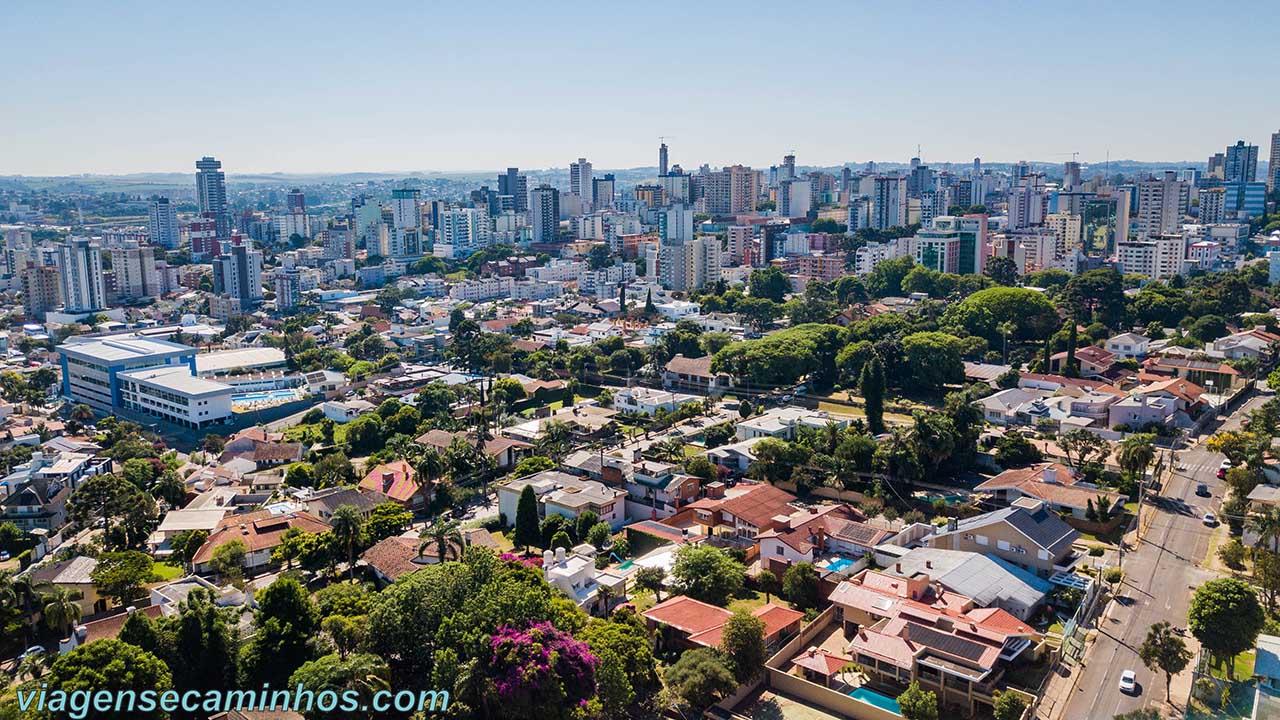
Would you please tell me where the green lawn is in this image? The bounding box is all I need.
[726,589,791,614]
[491,530,516,553]
[150,561,184,581]
[682,444,703,457]
[1209,650,1256,682]
[628,588,658,612]
[283,421,349,445]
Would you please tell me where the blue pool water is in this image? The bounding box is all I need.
[825,557,855,573]
[233,389,298,403]
[849,687,901,715]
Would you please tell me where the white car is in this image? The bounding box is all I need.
[1119,669,1137,694]
[1203,512,1217,527]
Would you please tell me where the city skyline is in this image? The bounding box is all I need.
[4,0,1279,175]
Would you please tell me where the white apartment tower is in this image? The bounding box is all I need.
[870,176,907,230]
[570,158,593,207]
[1136,171,1190,238]
[148,197,180,249]
[59,238,108,313]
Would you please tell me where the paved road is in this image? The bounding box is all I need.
[1064,393,1269,718]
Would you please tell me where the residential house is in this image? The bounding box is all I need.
[683,481,798,543]
[30,555,105,615]
[1049,345,1116,377]
[191,510,332,574]
[361,527,501,584]
[415,429,532,469]
[1107,394,1177,429]
[1142,357,1239,391]
[612,387,700,417]
[975,465,1124,523]
[643,594,803,650]
[757,504,892,567]
[358,460,431,512]
[927,496,1081,576]
[321,399,377,423]
[736,407,847,441]
[498,470,628,531]
[542,545,627,615]
[302,486,382,522]
[1105,333,1150,360]
[662,354,734,394]
[882,547,1053,621]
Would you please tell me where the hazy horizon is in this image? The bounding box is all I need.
[4,0,1278,176]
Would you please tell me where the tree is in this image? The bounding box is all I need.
[984,255,1019,286]
[167,528,208,567]
[1059,428,1110,475]
[749,266,792,302]
[512,455,555,478]
[1218,539,1248,570]
[992,691,1027,720]
[995,367,1020,389]
[898,680,939,720]
[664,648,738,710]
[1117,433,1157,488]
[484,621,600,717]
[1139,621,1192,701]
[995,433,1043,468]
[549,530,573,550]
[91,550,154,608]
[418,518,464,561]
[314,452,356,488]
[288,653,390,720]
[901,331,964,392]
[585,522,612,550]
[66,473,149,545]
[861,352,886,433]
[670,544,745,604]
[782,562,821,610]
[365,502,413,543]
[241,577,319,687]
[42,586,82,636]
[44,640,172,720]
[330,504,365,573]
[514,485,540,552]
[635,566,667,603]
[721,610,766,682]
[209,538,246,580]
[1188,577,1265,678]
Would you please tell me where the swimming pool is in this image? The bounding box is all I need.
[849,687,901,715]
[616,560,635,571]
[824,557,856,573]
[233,389,299,404]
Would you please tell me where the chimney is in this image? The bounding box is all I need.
[895,562,902,573]
[555,547,566,563]
[925,560,933,569]
[1042,466,1058,484]
[382,471,395,490]
[543,549,553,567]
[125,606,137,614]
[947,517,958,533]
[810,506,818,514]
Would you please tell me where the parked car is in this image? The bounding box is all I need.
[1119,669,1137,694]
[1203,512,1217,527]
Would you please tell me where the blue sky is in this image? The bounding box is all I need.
[3,0,1278,175]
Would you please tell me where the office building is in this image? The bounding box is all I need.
[705,165,759,215]
[110,240,161,301]
[58,238,107,313]
[195,156,231,239]
[21,265,61,317]
[499,168,529,213]
[591,174,615,211]
[529,185,560,243]
[913,226,960,273]
[212,240,264,308]
[58,336,234,428]
[871,176,907,230]
[1136,171,1189,238]
[1225,140,1258,183]
[570,158,593,206]
[148,197,180,249]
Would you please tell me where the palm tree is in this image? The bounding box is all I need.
[42,587,82,638]
[416,449,445,483]
[418,519,465,562]
[595,584,615,615]
[11,647,52,681]
[0,571,16,609]
[653,437,686,464]
[11,574,52,643]
[1117,434,1157,489]
[1249,506,1280,551]
[998,321,1017,365]
[329,505,364,576]
[69,403,94,423]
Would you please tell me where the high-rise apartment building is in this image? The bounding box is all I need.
[1006,176,1047,231]
[778,178,811,218]
[591,174,616,211]
[570,158,593,204]
[286,188,306,213]
[148,196,180,249]
[110,240,161,301]
[59,238,107,313]
[659,143,669,177]
[1044,212,1084,258]
[1269,131,1280,191]
[705,165,758,216]
[21,265,61,318]
[499,168,529,213]
[529,185,560,243]
[1117,235,1186,280]
[212,240,264,307]
[1207,153,1226,180]
[435,208,493,259]
[1225,140,1258,183]
[659,206,695,244]
[870,176,907,230]
[1136,171,1190,238]
[391,188,421,230]
[195,156,231,239]
[1199,187,1226,224]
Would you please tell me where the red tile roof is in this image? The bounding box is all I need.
[359,460,422,504]
[193,510,331,564]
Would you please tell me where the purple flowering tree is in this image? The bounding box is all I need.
[488,622,599,717]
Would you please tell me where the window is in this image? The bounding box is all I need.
[1038,549,1051,561]
[975,535,988,546]
[997,539,1011,551]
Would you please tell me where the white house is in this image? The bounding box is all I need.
[542,545,627,615]
[1105,333,1150,360]
[736,407,846,441]
[613,387,699,416]
[498,470,628,530]
[321,398,377,423]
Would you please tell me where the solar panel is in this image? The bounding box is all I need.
[904,623,989,663]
